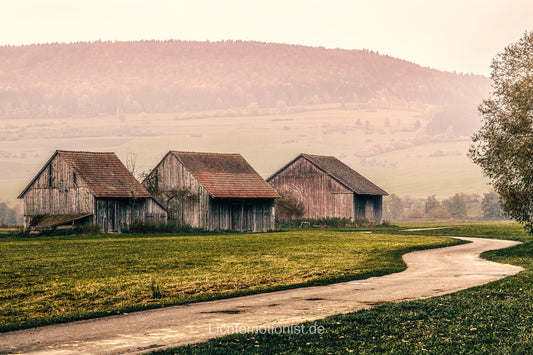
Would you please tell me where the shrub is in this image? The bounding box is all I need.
[275,194,305,224]
[125,220,194,234]
[13,226,32,237]
[427,206,452,219]
[37,223,101,236]
[8,223,101,238]
[408,207,425,219]
[278,217,376,229]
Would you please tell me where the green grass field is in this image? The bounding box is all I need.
[159,222,533,354]
[0,229,458,332]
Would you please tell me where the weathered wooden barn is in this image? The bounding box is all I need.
[267,153,388,223]
[143,151,280,232]
[18,150,167,233]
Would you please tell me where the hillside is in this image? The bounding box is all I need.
[0,40,488,127]
[0,40,493,203]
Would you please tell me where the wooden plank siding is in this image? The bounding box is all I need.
[268,157,355,219]
[95,198,167,233]
[22,154,95,223]
[145,152,276,232]
[148,153,211,229]
[208,199,275,232]
[268,155,385,223]
[20,151,167,232]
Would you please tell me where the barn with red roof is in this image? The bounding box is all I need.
[143,151,279,232]
[18,150,167,232]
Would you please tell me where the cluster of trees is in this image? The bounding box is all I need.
[0,40,488,120]
[383,191,507,221]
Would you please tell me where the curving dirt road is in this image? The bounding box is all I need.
[0,236,523,354]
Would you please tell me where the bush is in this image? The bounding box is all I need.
[408,207,425,219]
[427,206,452,219]
[278,217,376,229]
[37,224,101,236]
[12,226,32,237]
[125,220,195,234]
[275,194,305,224]
[8,223,101,238]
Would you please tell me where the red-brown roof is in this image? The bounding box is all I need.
[19,150,151,198]
[170,151,280,199]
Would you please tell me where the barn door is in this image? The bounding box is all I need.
[231,203,242,231]
[108,200,117,232]
[365,200,375,221]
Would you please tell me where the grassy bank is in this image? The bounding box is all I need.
[0,230,457,332]
[160,222,532,354]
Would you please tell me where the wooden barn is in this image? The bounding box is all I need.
[18,150,167,233]
[143,151,280,232]
[267,153,388,223]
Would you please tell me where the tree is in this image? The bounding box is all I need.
[424,195,453,219]
[443,193,467,219]
[424,195,440,214]
[469,31,533,233]
[384,194,403,220]
[402,195,415,210]
[0,203,8,224]
[0,202,22,225]
[481,191,507,220]
[5,209,18,225]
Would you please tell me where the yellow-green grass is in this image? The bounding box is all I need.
[0,229,16,235]
[0,230,459,332]
[163,222,533,355]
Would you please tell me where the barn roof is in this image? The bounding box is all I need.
[19,150,152,199]
[268,153,388,196]
[169,151,280,199]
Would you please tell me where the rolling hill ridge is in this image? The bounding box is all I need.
[0,40,489,127]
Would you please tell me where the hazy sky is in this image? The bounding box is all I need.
[1,0,532,76]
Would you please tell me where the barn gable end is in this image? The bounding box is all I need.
[144,152,212,228]
[144,151,279,232]
[19,153,95,218]
[268,153,388,223]
[19,150,167,232]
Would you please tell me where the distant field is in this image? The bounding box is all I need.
[0,107,487,199]
[0,229,458,332]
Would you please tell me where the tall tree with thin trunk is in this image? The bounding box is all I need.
[469,31,533,233]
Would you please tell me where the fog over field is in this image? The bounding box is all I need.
[0,40,490,201]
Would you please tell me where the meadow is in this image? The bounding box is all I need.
[158,223,533,354]
[0,229,458,332]
[0,107,487,201]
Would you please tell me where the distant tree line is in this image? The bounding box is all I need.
[383,191,507,221]
[0,202,22,226]
[0,40,488,120]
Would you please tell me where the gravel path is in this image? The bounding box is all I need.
[0,236,523,354]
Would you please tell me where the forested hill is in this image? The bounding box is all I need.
[0,40,489,119]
